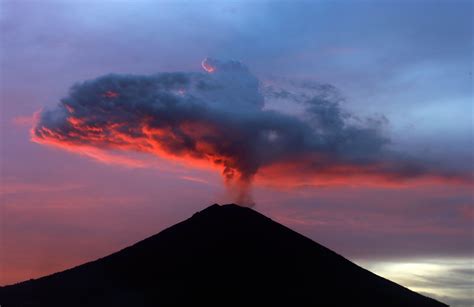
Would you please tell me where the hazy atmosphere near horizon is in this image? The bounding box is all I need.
[0,1,472,306]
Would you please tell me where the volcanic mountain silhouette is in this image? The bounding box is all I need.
[0,204,447,306]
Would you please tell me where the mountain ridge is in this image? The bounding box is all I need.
[0,203,448,306]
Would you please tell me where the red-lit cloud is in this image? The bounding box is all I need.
[31,59,471,204]
[201,58,216,73]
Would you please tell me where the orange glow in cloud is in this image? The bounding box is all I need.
[32,116,471,192]
[102,90,119,98]
[32,118,234,176]
[32,112,256,205]
[201,58,216,73]
[31,134,148,168]
[29,59,472,205]
[255,157,472,189]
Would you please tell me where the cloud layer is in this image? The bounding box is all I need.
[32,59,470,204]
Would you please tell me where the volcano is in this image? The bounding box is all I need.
[0,204,447,306]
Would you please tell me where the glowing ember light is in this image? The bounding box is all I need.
[201,58,216,73]
[102,90,119,98]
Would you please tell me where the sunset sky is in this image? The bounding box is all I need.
[0,1,472,306]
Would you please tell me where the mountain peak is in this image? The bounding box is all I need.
[0,203,447,307]
[192,203,252,216]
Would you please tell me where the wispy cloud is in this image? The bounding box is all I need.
[356,258,474,307]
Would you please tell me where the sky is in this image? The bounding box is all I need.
[0,0,472,306]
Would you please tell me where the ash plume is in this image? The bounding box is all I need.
[32,58,470,205]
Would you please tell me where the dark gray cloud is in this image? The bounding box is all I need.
[33,59,470,205]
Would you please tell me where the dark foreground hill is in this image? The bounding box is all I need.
[0,204,447,306]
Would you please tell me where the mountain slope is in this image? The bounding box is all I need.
[0,204,447,306]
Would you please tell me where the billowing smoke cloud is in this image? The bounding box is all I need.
[32,58,470,205]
